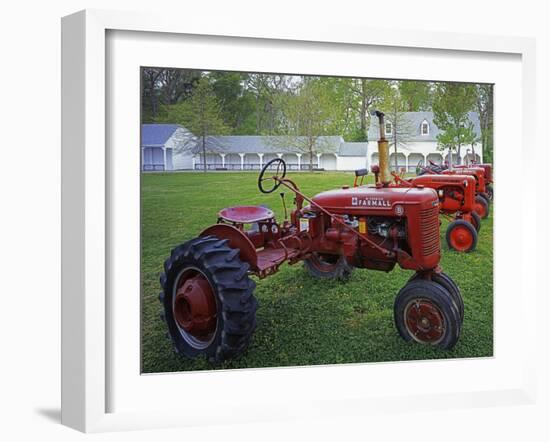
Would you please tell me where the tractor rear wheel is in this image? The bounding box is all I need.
[394,279,462,349]
[446,219,478,252]
[470,211,481,233]
[304,252,353,281]
[160,235,258,364]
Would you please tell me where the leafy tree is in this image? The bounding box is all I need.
[348,79,390,141]
[399,80,433,111]
[141,68,201,121]
[475,84,494,163]
[270,79,335,171]
[436,124,478,164]
[159,77,229,172]
[432,82,477,164]
[379,82,416,170]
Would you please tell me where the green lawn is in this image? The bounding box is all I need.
[141,171,493,373]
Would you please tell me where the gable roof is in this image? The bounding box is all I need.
[141,124,180,148]
[368,111,481,142]
[338,142,368,157]
[198,135,345,155]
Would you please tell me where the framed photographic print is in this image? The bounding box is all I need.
[61,9,537,432]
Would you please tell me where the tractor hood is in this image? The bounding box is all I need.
[311,186,438,213]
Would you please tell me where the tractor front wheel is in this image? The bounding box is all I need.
[394,279,462,349]
[474,195,489,219]
[409,271,464,321]
[304,252,354,281]
[160,235,258,364]
[446,219,478,252]
[470,211,482,233]
[486,185,494,201]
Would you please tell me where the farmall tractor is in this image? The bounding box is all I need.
[441,168,490,219]
[388,172,481,252]
[419,161,491,219]
[454,163,493,201]
[159,111,464,364]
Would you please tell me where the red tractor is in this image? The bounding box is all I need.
[389,172,481,252]
[454,163,493,201]
[441,168,490,219]
[419,161,490,219]
[159,111,464,364]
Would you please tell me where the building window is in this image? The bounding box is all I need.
[421,120,429,135]
[385,122,393,136]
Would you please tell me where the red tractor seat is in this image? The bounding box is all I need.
[218,206,275,224]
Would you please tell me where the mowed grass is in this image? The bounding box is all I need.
[141,171,493,373]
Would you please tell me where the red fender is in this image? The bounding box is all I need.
[199,224,258,271]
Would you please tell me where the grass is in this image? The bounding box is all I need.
[141,171,493,373]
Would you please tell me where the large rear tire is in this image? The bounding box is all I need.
[394,279,462,350]
[304,252,354,281]
[160,235,258,364]
[446,219,478,252]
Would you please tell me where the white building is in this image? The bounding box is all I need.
[367,111,483,173]
[141,112,482,172]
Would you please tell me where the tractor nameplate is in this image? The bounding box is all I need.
[351,196,391,208]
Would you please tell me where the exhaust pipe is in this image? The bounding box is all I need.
[373,110,391,186]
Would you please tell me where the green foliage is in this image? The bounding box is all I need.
[141,172,493,373]
[269,78,336,170]
[399,80,433,111]
[475,84,494,163]
[379,82,416,168]
[141,69,491,162]
[433,83,477,162]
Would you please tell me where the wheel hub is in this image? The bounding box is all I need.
[405,300,444,344]
[174,274,217,337]
[449,225,473,251]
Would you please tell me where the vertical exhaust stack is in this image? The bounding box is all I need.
[373,110,391,186]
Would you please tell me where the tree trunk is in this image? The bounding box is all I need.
[359,80,368,141]
[202,135,207,173]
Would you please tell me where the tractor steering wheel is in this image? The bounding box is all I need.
[258,158,287,194]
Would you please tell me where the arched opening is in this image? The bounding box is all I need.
[370,152,379,168]
[225,153,241,170]
[408,153,424,173]
[282,153,299,170]
[389,152,407,172]
[301,154,318,171]
[464,153,481,165]
[426,153,443,167]
[243,153,260,170]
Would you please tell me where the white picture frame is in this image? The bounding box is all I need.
[61,9,537,433]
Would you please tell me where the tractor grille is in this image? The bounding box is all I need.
[419,206,440,256]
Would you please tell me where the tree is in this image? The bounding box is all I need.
[436,124,477,164]
[141,68,201,121]
[380,82,416,170]
[475,84,494,163]
[432,82,477,164]
[160,77,229,172]
[270,79,335,171]
[399,80,433,111]
[348,79,389,141]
